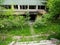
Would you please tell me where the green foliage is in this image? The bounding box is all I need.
[48,33,60,40]
[25,12,30,22]
[0,5,13,16]
[34,21,46,29]
[9,16,25,27]
[42,13,51,22]
[7,26,31,36]
[0,18,13,29]
[0,0,4,4]
[0,15,29,33]
[0,9,13,16]
[33,17,46,29]
[33,14,52,29]
[0,35,12,45]
[47,0,60,19]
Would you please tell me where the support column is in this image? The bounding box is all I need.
[11,5,14,9]
[18,5,20,10]
[36,5,38,10]
[28,5,29,12]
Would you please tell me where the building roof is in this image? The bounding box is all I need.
[1,0,46,5]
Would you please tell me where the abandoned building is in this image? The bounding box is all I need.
[0,0,47,21]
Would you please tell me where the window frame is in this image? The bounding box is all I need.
[29,5,36,9]
[0,5,11,9]
[20,5,28,9]
[14,5,18,9]
[40,5,45,9]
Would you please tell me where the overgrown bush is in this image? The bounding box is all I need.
[48,32,60,40]
[0,8,30,32]
[33,14,51,29]
[0,18,13,29]
[0,15,30,32]
[33,16,47,29]
[47,0,60,20]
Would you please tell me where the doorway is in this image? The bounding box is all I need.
[30,14,37,22]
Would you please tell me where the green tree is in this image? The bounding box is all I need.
[47,0,60,19]
[0,0,4,4]
[47,0,60,40]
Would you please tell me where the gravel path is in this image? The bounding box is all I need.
[29,21,35,35]
[9,40,56,45]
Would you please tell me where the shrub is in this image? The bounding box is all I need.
[33,17,47,29]
[47,0,60,20]
[0,19,13,29]
[48,32,60,40]
[0,15,30,32]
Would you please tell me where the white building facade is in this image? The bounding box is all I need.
[0,0,47,15]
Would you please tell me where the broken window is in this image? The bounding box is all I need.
[20,5,28,9]
[29,5,36,9]
[14,5,18,9]
[0,5,11,9]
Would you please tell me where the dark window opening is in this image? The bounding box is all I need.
[20,5,28,9]
[22,14,37,22]
[0,5,11,9]
[41,6,45,9]
[14,5,18,9]
[30,14,36,22]
[38,5,41,9]
[29,5,36,9]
